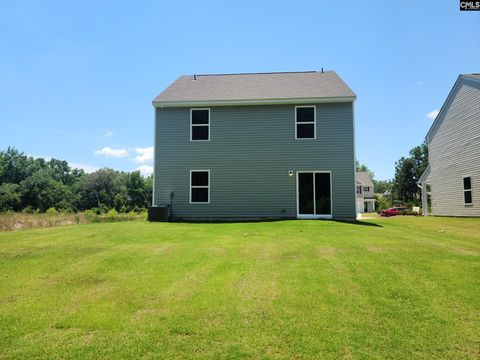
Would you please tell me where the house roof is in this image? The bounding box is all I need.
[426,74,480,139]
[153,71,356,107]
[356,172,374,187]
[463,73,480,81]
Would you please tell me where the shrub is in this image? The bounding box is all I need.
[107,208,118,220]
[45,207,58,215]
[84,209,97,222]
[22,206,36,214]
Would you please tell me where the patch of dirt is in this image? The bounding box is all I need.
[203,246,227,255]
[449,247,479,256]
[317,247,337,256]
[367,246,387,253]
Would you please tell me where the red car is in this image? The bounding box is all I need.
[380,206,410,217]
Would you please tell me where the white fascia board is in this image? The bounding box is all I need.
[153,96,356,108]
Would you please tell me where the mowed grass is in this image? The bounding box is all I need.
[0,218,479,359]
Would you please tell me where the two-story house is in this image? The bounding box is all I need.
[356,171,375,213]
[419,74,480,217]
[151,71,357,220]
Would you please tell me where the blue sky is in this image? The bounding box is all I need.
[0,1,478,179]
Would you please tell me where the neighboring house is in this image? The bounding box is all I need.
[356,172,375,213]
[151,71,357,220]
[419,74,480,217]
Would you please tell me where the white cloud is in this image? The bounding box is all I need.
[136,165,153,177]
[94,147,128,158]
[427,109,440,120]
[103,129,115,137]
[134,146,154,163]
[69,162,99,173]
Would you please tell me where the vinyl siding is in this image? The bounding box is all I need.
[428,77,480,216]
[154,103,356,219]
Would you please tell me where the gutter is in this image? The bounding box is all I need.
[152,96,356,108]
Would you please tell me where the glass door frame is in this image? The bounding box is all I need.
[296,170,333,219]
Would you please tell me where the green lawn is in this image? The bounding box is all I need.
[0,217,479,359]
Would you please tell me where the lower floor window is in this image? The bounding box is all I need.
[190,170,210,203]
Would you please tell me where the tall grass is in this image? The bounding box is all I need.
[0,211,147,232]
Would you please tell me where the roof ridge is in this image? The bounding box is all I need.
[193,71,329,77]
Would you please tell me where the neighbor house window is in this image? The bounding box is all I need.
[364,186,370,192]
[356,185,362,194]
[190,170,210,203]
[295,106,316,139]
[463,176,472,205]
[191,109,210,141]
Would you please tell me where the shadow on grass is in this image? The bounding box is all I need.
[333,219,383,228]
[160,218,383,228]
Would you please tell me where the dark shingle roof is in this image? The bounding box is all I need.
[153,71,355,105]
[356,172,374,187]
[463,74,480,81]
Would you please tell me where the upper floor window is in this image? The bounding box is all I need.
[295,106,316,139]
[191,109,210,141]
[463,176,472,205]
[364,186,370,192]
[356,185,362,194]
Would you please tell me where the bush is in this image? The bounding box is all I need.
[84,209,97,221]
[22,206,37,214]
[107,208,118,220]
[45,207,58,215]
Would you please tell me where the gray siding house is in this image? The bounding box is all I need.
[419,74,480,217]
[152,71,357,220]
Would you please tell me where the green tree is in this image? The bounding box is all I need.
[126,171,148,209]
[0,147,40,184]
[409,141,429,183]
[144,175,153,207]
[78,168,127,211]
[356,160,375,180]
[0,183,22,211]
[373,179,393,194]
[374,193,392,211]
[393,157,418,204]
[20,171,72,212]
[392,141,429,205]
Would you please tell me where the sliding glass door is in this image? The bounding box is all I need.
[297,172,332,218]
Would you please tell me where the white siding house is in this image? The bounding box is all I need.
[419,74,480,217]
[356,171,375,213]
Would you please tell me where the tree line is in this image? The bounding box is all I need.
[357,141,428,209]
[0,147,152,213]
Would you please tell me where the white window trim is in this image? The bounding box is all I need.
[463,175,473,205]
[295,105,316,140]
[296,170,333,219]
[189,170,210,204]
[190,108,210,142]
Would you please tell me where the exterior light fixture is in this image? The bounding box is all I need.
[288,170,294,177]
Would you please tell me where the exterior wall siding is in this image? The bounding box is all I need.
[154,103,356,219]
[428,77,480,217]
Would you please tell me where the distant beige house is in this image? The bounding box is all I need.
[356,172,375,213]
[419,74,480,217]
